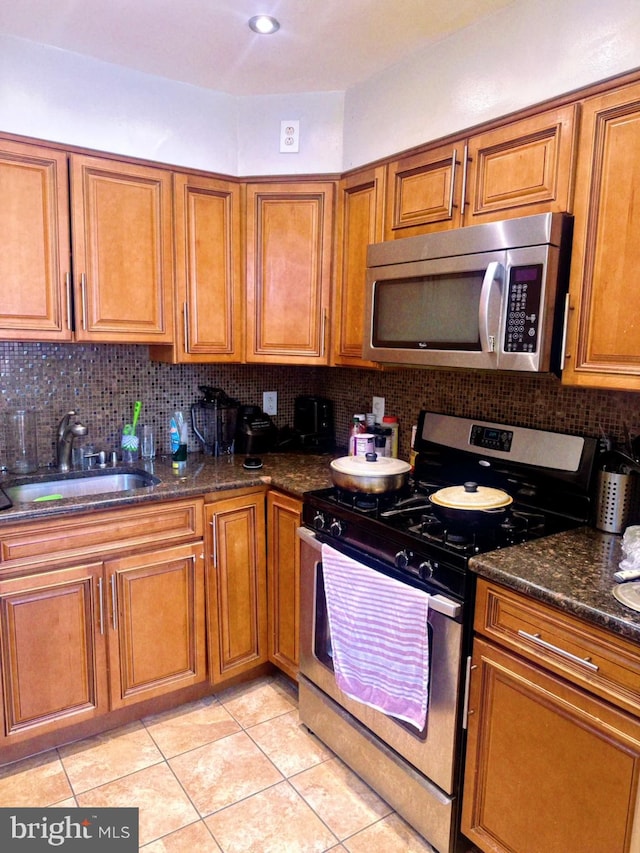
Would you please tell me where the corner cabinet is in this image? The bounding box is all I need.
[69,154,174,343]
[205,489,268,684]
[245,181,335,365]
[332,166,386,368]
[0,139,72,341]
[266,490,302,680]
[562,81,640,390]
[462,579,640,853]
[385,104,577,239]
[150,173,243,363]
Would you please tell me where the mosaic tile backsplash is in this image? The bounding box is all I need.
[0,342,639,470]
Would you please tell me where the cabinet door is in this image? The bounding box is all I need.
[151,173,243,363]
[333,166,385,368]
[384,141,464,238]
[245,182,334,364]
[0,563,108,744]
[205,491,267,684]
[464,104,577,224]
[69,155,174,343]
[0,140,72,341]
[562,82,640,390]
[266,491,302,680]
[462,638,640,853]
[105,543,205,709]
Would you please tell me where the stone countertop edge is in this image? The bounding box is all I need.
[469,526,640,644]
[0,451,336,525]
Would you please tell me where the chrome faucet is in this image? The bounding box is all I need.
[56,411,88,472]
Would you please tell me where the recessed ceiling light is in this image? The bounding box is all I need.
[248,15,280,35]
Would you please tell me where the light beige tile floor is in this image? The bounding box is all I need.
[0,674,439,852]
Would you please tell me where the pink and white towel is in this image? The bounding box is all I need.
[321,543,430,730]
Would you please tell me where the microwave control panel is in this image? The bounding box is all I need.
[504,264,543,353]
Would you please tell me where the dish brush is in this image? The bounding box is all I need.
[122,401,142,452]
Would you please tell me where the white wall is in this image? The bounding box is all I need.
[0,34,240,173]
[236,93,344,176]
[343,0,640,168]
[1,0,639,175]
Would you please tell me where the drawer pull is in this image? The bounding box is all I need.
[517,629,599,672]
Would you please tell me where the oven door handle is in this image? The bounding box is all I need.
[296,526,462,619]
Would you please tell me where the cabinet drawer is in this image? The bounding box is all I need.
[475,579,640,717]
[0,498,204,573]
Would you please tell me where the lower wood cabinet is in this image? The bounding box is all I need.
[205,489,268,684]
[105,542,206,709]
[0,562,108,743]
[0,542,206,745]
[462,580,640,853]
[266,490,302,680]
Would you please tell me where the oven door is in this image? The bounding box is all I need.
[297,526,465,796]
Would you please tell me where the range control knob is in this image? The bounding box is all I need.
[329,519,345,538]
[395,549,413,570]
[419,560,435,580]
[312,512,327,531]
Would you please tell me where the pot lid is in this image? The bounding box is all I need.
[330,454,411,476]
[430,481,512,510]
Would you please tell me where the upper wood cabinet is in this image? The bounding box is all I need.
[150,173,243,363]
[332,166,386,368]
[384,105,577,239]
[385,141,464,238]
[464,104,577,224]
[0,139,72,341]
[245,181,335,364]
[69,155,174,343]
[562,82,640,390]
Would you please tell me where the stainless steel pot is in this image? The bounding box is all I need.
[330,453,411,493]
[428,481,513,528]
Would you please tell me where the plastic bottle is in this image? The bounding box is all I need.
[348,415,366,456]
[170,411,187,467]
[382,415,399,458]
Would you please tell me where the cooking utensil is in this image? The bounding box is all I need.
[122,400,142,451]
[428,481,513,528]
[330,453,410,494]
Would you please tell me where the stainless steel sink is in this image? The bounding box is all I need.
[5,470,160,503]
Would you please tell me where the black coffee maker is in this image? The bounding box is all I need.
[294,396,335,451]
[235,405,278,455]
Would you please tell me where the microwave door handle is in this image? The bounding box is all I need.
[478,261,504,353]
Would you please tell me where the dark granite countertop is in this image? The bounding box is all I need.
[470,527,640,644]
[0,451,335,525]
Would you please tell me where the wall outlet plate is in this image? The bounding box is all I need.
[280,120,300,153]
[372,396,385,424]
[263,391,278,416]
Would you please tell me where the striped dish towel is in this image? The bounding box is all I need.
[321,543,430,730]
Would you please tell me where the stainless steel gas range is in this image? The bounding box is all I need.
[297,411,598,853]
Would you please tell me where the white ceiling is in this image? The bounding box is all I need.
[0,0,514,96]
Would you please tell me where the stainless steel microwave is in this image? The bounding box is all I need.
[363,212,573,373]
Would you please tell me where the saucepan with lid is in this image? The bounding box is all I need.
[330,453,411,494]
[428,480,513,528]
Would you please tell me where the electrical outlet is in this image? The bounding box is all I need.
[263,391,278,416]
[280,120,300,153]
[372,396,385,424]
